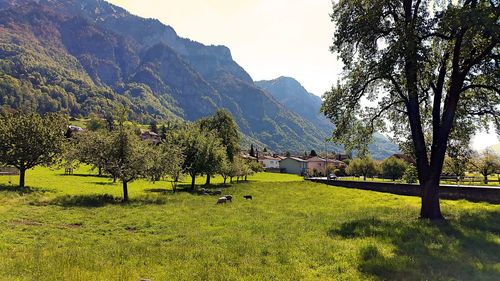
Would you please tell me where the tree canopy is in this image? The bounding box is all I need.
[0,112,68,187]
[323,0,499,219]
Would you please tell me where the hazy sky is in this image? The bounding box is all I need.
[108,0,341,96]
[107,0,498,150]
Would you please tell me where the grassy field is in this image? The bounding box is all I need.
[0,168,499,280]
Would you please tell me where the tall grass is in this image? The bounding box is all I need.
[0,168,498,280]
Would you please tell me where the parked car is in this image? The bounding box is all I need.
[328,173,337,180]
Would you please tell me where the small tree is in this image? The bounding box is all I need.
[250,144,255,157]
[346,157,378,181]
[471,150,500,184]
[0,112,67,187]
[177,125,226,190]
[68,130,113,177]
[149,141,185,193]
[403,166,419,184]
[285,151,291,157]
[310,150,318,157]
[381,157,408,181]
[149,120,158,134]
[105,126,155,201]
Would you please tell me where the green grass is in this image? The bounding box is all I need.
[0,168,499,280]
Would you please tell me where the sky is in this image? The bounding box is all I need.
[108,0,342,96]
[107,0,498,150]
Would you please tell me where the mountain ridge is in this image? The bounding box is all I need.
[0,0,398,158]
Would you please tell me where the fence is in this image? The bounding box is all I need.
[0,167,19,176]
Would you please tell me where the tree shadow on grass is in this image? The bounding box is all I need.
[0,184,54,195]
[44,194,168,207]
[144,183,237,196]
[327,211,500,280]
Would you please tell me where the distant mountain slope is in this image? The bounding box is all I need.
[0,0,398,157]
[256,76,332,132]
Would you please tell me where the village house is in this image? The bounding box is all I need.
[258,155,281,169]
[140,131,161,145]
[279,157,308,175]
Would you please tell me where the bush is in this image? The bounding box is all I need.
[403,166,418,184]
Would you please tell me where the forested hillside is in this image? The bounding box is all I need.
[0,0,398,157]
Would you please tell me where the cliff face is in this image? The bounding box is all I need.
[0,0,399,156]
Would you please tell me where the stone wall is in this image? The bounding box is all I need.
[308,179,500,204]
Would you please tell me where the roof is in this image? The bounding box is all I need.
[306,156,326,162]
[259,155,281,161]
[280,157,307,163]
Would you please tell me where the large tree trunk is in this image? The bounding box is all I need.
[19,168,26,188]
[420,177,443,220]
[122,181,129,202]
[483,173,488,184]
[206,174,211,185]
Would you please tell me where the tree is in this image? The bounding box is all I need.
[443,145,473,179]
[149,120,158,134]
[323,0,499,219]
[199,109,241,184]
[403,165,419,184]
[0,112,68,187]
[104,125,155,201]
[285,151,291,157]
[471,149,500,184]
[67,130,113,177]
[346,157,378,181]
[310,150,318,157]
[250,144,255,157]
[381,157,408,181]
[148,140,185,193]
[177,125,226,190]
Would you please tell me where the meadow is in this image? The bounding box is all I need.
[0,168,499,280]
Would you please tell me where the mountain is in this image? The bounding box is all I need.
[256,77,399,159]
[256,76,332,132]
[0,0,398,157]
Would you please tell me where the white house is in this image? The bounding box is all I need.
[258,156,281,169]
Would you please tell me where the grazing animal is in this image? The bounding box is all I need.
[224,195,233,202]
[243,195,253,200]
[216,197,227,204]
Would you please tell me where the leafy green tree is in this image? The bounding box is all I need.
[149,120,158,134]
[148,140,185,193]
[403,165,419,184]
[199,109,241,184]
[346,157,378,181]
[471,149,500,184]
[443,143,473,179]
[87,113,106,131]
[104,126,155,201]
[67,130,113,177]
[381,157,408,181]
[323,0,499,219]
[0,112,68,187]
[177,125,226,190]
[310,150,318,157]
[285,151,291,157]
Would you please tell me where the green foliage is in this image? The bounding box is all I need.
[175,125,226,189]
[471,149,500,184]
[148,140,185,193]
[323,0,499,219]
[381,157,408,181]
[0,112,67,187]
[199,109,240,161]
[403,166,419,184]
[346,157,378,180]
